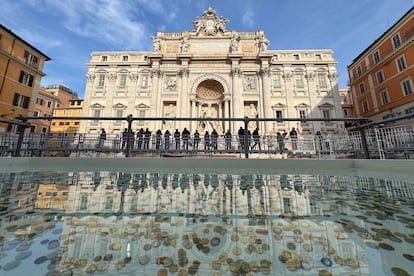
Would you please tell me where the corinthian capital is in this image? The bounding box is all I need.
[259,67,269,76]
[178,67,189,77]
[151,69,162,78]
[129,73,139,81]
[230,66,243,77]
[86,73,95,81]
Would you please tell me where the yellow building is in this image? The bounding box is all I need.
[32,86,59,133]
[35,184,69,210]
[51,98,84,134]
[0,24,50,132]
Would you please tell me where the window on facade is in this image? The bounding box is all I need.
[402,78,413,96]
[322,110,330,119]
[80,194,88,210]
[19,71,34,87]
[102,56,108,61]
[343,109,348,116]
[376,71,384,84]
[141,75,148,87]
[359,83,365,94]
[293,54,300,60]
[380,89,389,104]
[74,121,80,125]
[12,93,30,108]
[119,74,127,87]
[396,56,406,71]
[392,33,401,48]
[59,122,64,126]
[318,73,327,88]
[36,98,43,105]
[357,66,362,77]
[272,75,281,88]
[295,74,304,87]
[315,54,321,60]
[138,110,146,118]
[373,51,380,64]
[275,110,283,119]
[93,109,101,117]
[116,109,124,117]
[122,55,128,61]
[24,51,38,68]
[65,122,70,125]
[98,75,105,87]
[105,196,113,210]
[362,100,369,113]
[299,110,307,119]
[70,101,75,106]
[47,101,52,108]
[33,111,39,116]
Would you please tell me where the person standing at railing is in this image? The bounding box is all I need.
[164,130,171,150]
[277,131,287,153]
[238,127,245,150]
[136,128,144,150]
[174,129,180,150]
[143,128,151,150]
[98,128,106,148]
[204,130,210,151]
[193,130,200,151]
[182,128,190,150]
[211,129,218,151]
[251,127,261,151]
[155,129,162,150]
[289,127,298,150]
[224,129,232,151]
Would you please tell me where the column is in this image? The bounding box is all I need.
[260,65,272,135]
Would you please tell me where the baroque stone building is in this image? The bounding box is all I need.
[80,8,343,135]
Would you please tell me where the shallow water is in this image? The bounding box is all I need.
[0,171,413,275]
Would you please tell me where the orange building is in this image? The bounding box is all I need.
[32,87,59,133]
[0,24,50,132]
[51,98,84,134]
[347,7,414,126]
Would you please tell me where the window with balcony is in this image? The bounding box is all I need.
[356,66,362,77]
[295,74,304,87]
[362,100,369,113]
[392,33,401,48]
[380,89,389,104]
[373,51,380,64]
[12,93,30,108]
[396,56,406,72]
[359,83,365,94]
[24,51,38,68]
[97,75,105,87]
[119,74,127,88]
[376,71,384,84]
[401,78,413,96]
[272,74,281,88]
[19,71,34,87]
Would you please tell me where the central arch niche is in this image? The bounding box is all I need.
[196,79,225,133]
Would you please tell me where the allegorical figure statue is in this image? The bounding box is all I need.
[180,36,190,53]
[230,33,240,52]
[152,36,161,52]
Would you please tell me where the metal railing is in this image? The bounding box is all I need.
[1,114,414,159]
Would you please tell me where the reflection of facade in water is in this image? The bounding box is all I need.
[1,170,413,275]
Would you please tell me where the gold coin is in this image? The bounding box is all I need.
[212,260,221,270]
[231,234,239,241]
[232,246,242,255]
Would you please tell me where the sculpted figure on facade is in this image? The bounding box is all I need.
[230,33,240,52]
[244,76,256,90]
[152,36,161,52]
[246,103,258,118]
[258,34,269,52]
[165,77,177,91]
[164,103,175,129]
[180,36,190,53]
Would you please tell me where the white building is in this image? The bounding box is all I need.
[80,7,343,136]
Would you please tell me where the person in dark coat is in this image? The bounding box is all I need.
[238,127,245,150]
[224,129,232,151]
[122,128,128,149]
[289,127,298,150]
[251,127,261,151]
[136,128,144,150]
[193,130,201,151]
[182,128,190,150]
[211,129,218,151]
[98,128,106,148]
[174,129,181,150]
[143,128,151,149]
[155,129,162,150]
[164,130,171,150]
[204,131,210,151]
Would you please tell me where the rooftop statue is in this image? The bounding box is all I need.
[192,7,229,36]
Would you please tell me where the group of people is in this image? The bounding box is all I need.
[99,126,300,153]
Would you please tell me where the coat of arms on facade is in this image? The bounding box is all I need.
[192,7,229,36]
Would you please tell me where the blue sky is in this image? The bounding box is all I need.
[2,0,413,98]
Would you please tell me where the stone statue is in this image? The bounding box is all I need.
[192,17,203,35]
[180,36,190,53]
[165,104,175,128]
[230,33,240,52]
[191,7,229,36]
[246,104,258,118]
[152,36,161,52]
[245,76,256,90]
[258,34,269,52]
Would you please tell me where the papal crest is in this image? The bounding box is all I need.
[192,7,229,36]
